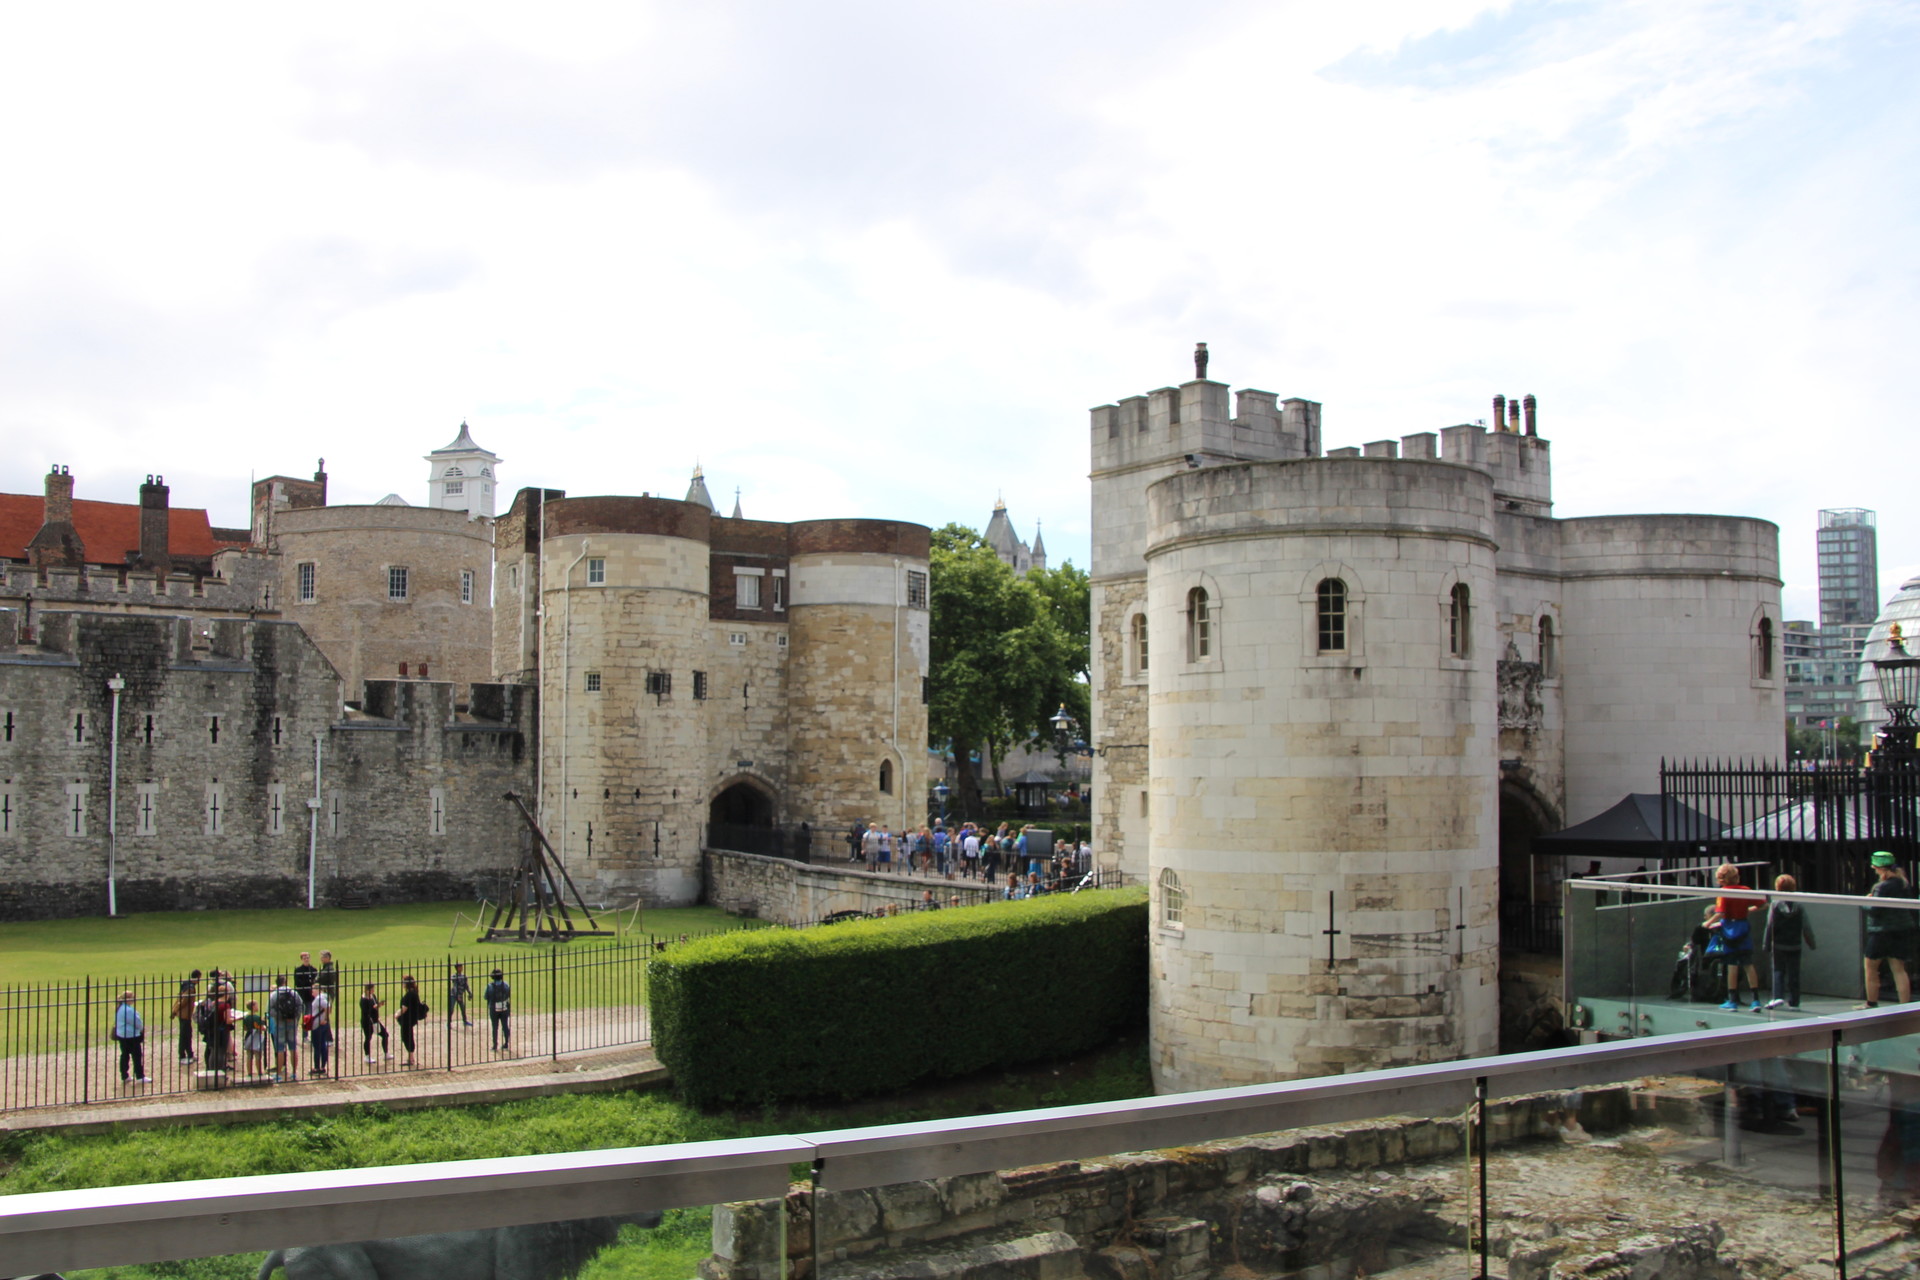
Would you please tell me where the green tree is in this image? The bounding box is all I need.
[1025,559,1091,764]
[927,525,1085,819]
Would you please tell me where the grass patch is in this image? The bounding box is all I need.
[0,901,761,985]
[15,1037,1151,1280]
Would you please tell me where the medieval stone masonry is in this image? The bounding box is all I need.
[494,486,931,908]
[0,608,532,921]
[1088,369,1783,1092]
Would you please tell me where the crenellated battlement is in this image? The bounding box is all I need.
[1090,380,1322,477]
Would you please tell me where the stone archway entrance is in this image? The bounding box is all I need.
[710,781,773,828]
[1498,779,1560,951]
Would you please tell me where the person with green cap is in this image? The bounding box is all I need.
[1862,851,1916,1007]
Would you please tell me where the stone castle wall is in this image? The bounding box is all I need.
[272,505,494,703]
[1089,577,1146,876]
[1087,370,1781,1092]
[1144,459,1501,1090]
[0,609,532,920]
[499,494,931,908]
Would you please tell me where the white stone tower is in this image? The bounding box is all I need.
[425,423,501,518]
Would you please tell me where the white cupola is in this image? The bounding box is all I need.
[425,422,501,518]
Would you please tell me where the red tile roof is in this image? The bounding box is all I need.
[0,492,228,564]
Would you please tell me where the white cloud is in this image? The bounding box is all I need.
[0,0,1914,617]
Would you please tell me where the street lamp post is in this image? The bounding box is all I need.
[933,781,950,824]
[105,674,124,918]
[1874,623,1920,765]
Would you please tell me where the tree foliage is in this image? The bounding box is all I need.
[928,524,1089,817]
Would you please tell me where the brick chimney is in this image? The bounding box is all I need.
[1492,395,1506,432]
[26,465,85,569]
[314,457,328,506]
[1507,398,1521,434]
[1522,393,1537,436]
[139,474,171,571]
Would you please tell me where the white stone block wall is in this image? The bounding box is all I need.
[1557,515,1783,824]
[1143,459,1500,1091]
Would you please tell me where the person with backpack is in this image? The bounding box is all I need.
[267,974,303,1082]
[112,990,149,1085]
[197,983,233,1072]
[483,968,512,1054]
[395,974,428,1067]
[172,978,198,1065]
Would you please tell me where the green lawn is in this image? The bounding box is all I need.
[0,901,763,986]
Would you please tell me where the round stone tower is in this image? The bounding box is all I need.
[785,520,931,839]
[537,496,713,905]
[1144,456,1500,1092]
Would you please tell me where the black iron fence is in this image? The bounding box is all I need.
[1660,757,1920,894]
[0,940,685,1113]
[1498,900,1563,955]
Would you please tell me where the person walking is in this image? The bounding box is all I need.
[308,982,334,1077]
[359,982,392,1063]
[113,990,150,1085]
[1863,851,1917,1007]
[484,967,512,1054]
[395,975,428,1067]
[448,962,474,1027]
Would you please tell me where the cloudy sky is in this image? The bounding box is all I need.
[1,1,1913,618]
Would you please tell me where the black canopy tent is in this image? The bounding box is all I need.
[1533,793,1725,864]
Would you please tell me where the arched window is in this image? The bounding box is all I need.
[1316,578,1348,653]
[1538,614,1556,677]
[1755,617,1775,680]
[1187,588,1211,661]
[1449,583,1472,657]
[878,759,894,795]
[1158,868,1185,927]
[1131,613,1150,675]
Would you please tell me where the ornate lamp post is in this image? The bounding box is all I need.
[1874,623,1920,765]
[932,781,950,824]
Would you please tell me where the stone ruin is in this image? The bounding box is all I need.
[702,1080,1920,1279]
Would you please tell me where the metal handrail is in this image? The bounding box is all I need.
[8,1006,1920,1273]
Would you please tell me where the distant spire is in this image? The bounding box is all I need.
[685,464,721,514]
[993,491,1007,512]
[731,487,743,520]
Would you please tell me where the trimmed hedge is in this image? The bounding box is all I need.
[651,887,1147,1107]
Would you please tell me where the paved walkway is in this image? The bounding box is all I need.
[0,1044,670,1136]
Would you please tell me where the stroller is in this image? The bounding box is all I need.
[1669,922,1727,1004]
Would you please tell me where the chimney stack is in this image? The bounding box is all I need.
[314,458,328,506]
[1507,397,1521,434]
[26,465,85,569]
[45,465,73,524]
[1522,393,1537,436]
[139,474,171,571]
[1492,395,1506,433]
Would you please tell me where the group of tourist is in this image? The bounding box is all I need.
[1703,853,1918,1012]
[847,819,1092,886]
[112,951,518,1087]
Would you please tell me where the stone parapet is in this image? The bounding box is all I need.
[702,1087,1632,1280]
